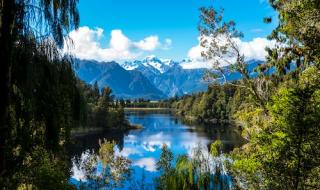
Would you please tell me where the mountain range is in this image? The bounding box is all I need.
[74,56,263,99]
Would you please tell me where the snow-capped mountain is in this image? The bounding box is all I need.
[119,56,209,97]
[120,55,178,74]
[74,57,265,99]
[74,59,166,99]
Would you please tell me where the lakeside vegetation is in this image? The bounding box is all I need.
[124,107,171,110]
[123,98,172,108]
[171,83,241,124]
[76,81,130,130]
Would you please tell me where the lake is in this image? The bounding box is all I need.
[68,110,245,189]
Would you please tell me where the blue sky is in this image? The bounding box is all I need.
[67,0,278,63]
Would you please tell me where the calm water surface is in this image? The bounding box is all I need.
[69,110,244,189]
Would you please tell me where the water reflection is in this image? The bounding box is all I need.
[69,110,245,189]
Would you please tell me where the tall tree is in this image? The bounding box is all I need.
[198,7,274,111]
[0,0,79,178]
[230,1,320,189]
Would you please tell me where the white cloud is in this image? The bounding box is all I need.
[117,147,142,157]
[184,36,276,69]
[63,26,137,61]
[133,157,157,172]
[142,132,171,152]
[180,59,211,69]
[133,36,160,51]
[180,41,209,69]
[236,37,276,60]
[64,26,172,62]
[187,45,202,60]
[110,30,131,51]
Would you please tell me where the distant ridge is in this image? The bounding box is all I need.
[74,59,166,100]
[74,58,264,99]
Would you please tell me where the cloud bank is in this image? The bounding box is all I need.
[64,26,276,70]
[182,37,276,69]
[64,26,172,62]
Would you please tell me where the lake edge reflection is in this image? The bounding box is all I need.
[68,110,245,189]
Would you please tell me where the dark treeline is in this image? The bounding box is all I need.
[76,81,127,130]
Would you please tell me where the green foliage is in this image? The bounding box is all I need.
[156,143,232,190]
[192,1,320,190]
[231,66,320,189]
[267,0,320,75]
[172,83,240,123]
[76,79,129,130]
[234,104,268,140]
[210,140,223,157]
[157,144,174,174]
[199,6,273,111]
[93,87,113,129]
[74,139,131,189]
[0,0,80,188]
[15,146,75,190]
[19,0,80,47]
[0,38,86,189]
[125,98,171,108]
[227,1,320,189]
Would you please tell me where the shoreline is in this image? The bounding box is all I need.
[124,107,173,111]
[71,124,143,137]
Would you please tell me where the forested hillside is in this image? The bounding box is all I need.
[172,83,241,123]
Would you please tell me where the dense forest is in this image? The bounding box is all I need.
[171,83,242,123]
[76,81,128,130]
[0,0,320,189]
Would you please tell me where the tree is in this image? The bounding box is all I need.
[0,0,79,176]
[266,0,320,76]
[99,87,113,110]
[230,1,320,188]
[74,140,131,189]
[94,87,112,128]
[232,66,320,189]
[199,7,274,111]
[92,81,100,102]
[0,39,86,188]
[156,142,232,190]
